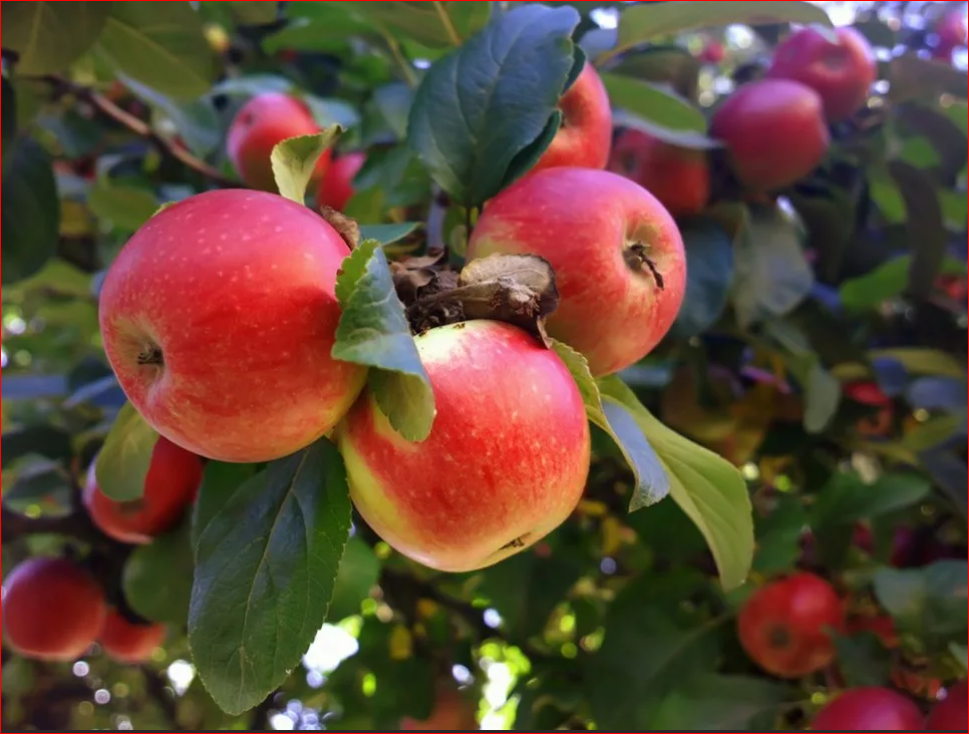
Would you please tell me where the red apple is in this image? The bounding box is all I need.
[608,129,710,217]
[2,557,106,661]
[738,572,845,678]
[812,688,924,730]
[698,41,726,65]
[337,320,591,572]
[937,12,968,54]
[227,92,330,192]
[99,190,367,463]
[710,79,830,191]
[84,437,203,544]
[467,167,686,376]
[531,62,612,172]
[768,27,876,121]
[401,684,478,730]
[928,682,968,730]
[318,152,365,212]
[99,609,167,663]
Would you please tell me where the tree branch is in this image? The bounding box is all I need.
[1,505,102,544]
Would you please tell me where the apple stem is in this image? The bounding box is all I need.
[623,243,665,290]
[137,346,164,366]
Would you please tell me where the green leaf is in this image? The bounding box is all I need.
[2,78,16,161]
[601,73,714,149]
[359,222,421,246]
[302,96,361,131]
[333,1,493,48]
[1,426,72,469]
[373,83,414,140]
[753,495,806,575]
[840,256,968,313]
[614,1,830,56]
[671,220,734,338]
[124,75,222,156]
[887,161,947,298]
[608,44,701,101]
[123,520,194,624]
[551,341,670,511]
[598,376,753,590]
[88,183,159,232]
[902,412,967,452]
[868,348,966,379]
[812,472,932,527]
[225,1,278,26]
[271,127,343,204]
[96,1,217,98]
[647,674,791,730]
[189,440,352,715]
[262,13,370,54]
[328,537,381,622]
[873,561,968,647]
[1,137,59,285]
[332,240,435,442]
[407,4,580,205]
[733,205,813,330]
[95,403,160,502]
[192,461,257,553]
[804,359,841,434]
[3,1,110,75]
[889,54,968,103]
[832,633,892,688]
[950,643,968,672]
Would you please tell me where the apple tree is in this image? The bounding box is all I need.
[1,1,967,730]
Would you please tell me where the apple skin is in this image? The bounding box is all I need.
[928,682,968,730]
[710,79,829,192]
[337,320,591,573]
[936,12,968,60]
[318,152,366,212]
[401,685,478,730]
[768,27,876,121]
[99,609,167,663]
[227,92,330,192]
[737,572,844,678]
[467,167,686,376]
[608,129,710,217]
[1,557,107,661]
[531,62,612,172]
[99,189,367,463]
[812,688,924,730]
[84,437,203,544]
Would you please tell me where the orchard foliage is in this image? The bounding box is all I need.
[1,1,967,730]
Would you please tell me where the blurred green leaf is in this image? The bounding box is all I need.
[270,127,342,203]
[874,561,968,647]
[832,633,892,687]
[124,75,222,156]
[190,440,351,715]
[888,161,946,298]
[804,359,841,434]
[902,412,967,452]
[88,183,159,232]
[672,220,734,338]
[1,427,72,469]
[889,54,968,102]
[2,78,16,161]
[812,472,932,527]
[950,643,968,671]
[647,674,791,730]
[373,83,414,140]
[328,537,380,622]
[302,96,361,131]
[359,222,421,246]
[3,1,110,75]
[608,45,701,101]
[123,520,194,624]
[840,256,967,312]
[601,73,714,149]
[753,495,806,575]
[869,348,966,379]
[95,402,160,502]
[2,137,59,285]
[334,1,493,48]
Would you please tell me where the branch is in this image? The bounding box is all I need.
[41,76,237,187]
[433,1,462,46]
[1,505,102,544]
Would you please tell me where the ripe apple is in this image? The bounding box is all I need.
[710,79,829,191]
[401,684,478,730]
[467,167,686,376]
[227,92,330,192]
[338,320,591,573]
[318,152,366,212]
[935,12,968,60]
[928,682,968,730]
[844,380,893,436]
[698,40,726,65]
[737,572,844,678]
[812,688,924,730]
[768,27,876,121]
[99,609,167,663]
[84,437,203,544]
[531,62,612,172]
[1,557,106,661]
[99,189,367,463]
[608,129,710,217]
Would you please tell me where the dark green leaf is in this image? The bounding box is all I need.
[328,537,380,621]
[896,104,969,182]
[95,402,160,502]
[192,462,258,553]
[832,633,892,687]
[359,222,421,246]
[97,2,217,98]
[3,1,110,75]
[407,4,580,205]
[600,73,712,148]
[753,495,806,575]
[812,472,932,527]
[787,186,854,283]
[373,83,414,140]
[271,127,343,203]
[671,220,734,338]
[226,1,278,26]
[873,561,968,647]
[598,376,753,590]
[189,440,352,715]
[840,256,967,313]
[851,20,896,49]
[123,520,194,624]
[888,161,947,298]
[2,78,16,161]
[1,427,72,469]
[647,674,791,730]
[334,1,493,48]
[2,137,59,285]
[332,240,434,441]
[88,183,159,232]
[552,341,670,510]
[262,14,369,54]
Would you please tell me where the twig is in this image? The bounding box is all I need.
[382,33,418,88]
[433,1,462,46]
[40,76,236,187]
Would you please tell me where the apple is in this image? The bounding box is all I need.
[531,62,612,172]
[768,27,876,121]
[99,189,367,463]
[737,572,844,678]
[935,12,968,60]
[227,92,330,192]
[84,437,203,544]
[318,152,366,212]
[608,129,710,217]
[1,557,106,661]
[467,167,686,376]
[812,688,924,730]
[710,79,830,191]
[928,682,968,730]
[698,40,726,65]
[401,684,478,730]
[99,609,167,663]
[337,320,591,573]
